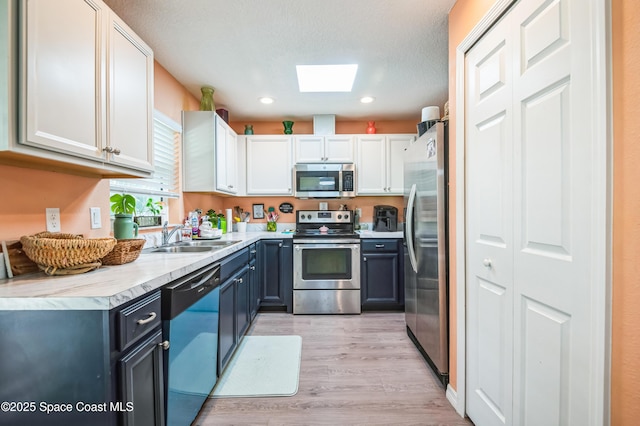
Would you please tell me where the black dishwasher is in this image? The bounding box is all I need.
[162,262,221,426]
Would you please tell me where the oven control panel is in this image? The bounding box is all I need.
[297,210,352,223]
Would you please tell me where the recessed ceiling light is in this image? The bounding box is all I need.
[259,97,274,104]
[360,96,375,103]
[296,64,358,92]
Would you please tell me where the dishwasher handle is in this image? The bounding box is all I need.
[162,263,221,319]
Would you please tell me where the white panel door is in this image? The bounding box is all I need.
[510,0,595,424]
[465,11,514,426]
[466,0,602,425]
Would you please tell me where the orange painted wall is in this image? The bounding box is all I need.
[0,165,110,241]
[183,194,403,227]
[611,0,640,423]
[227,119,420,136]
[448,0,497,392]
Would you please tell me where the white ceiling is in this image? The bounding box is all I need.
[103,0,455,122]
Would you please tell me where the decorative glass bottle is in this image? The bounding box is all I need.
[283,120,294,134]
[244,124,254,135]
[199,86,215,111]
[366,121,376,134]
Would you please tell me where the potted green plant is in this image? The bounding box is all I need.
[134,198,164,227]
[110,193,139,239]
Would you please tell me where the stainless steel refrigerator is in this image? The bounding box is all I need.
[403,121,449,385]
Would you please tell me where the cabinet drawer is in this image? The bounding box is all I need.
[117,291,161,352]
[361,239,399,253]
[221,247,249,282]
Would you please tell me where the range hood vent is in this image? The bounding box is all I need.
[313,114,335,135]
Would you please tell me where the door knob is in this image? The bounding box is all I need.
[483,258,492,268]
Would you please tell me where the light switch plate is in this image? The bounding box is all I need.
[90,207,102,229]
[46,208,61,232]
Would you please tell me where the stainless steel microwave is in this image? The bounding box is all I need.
[294,163,355,198]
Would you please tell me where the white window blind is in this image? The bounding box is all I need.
[110,111,180,198]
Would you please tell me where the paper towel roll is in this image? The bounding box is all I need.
[226,209,233,233]
[421,106,440,122]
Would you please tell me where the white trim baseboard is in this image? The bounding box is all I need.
[446,384,458,410]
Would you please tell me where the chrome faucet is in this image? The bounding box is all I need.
[162,222,184,246]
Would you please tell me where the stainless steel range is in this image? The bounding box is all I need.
[293,210,361,314]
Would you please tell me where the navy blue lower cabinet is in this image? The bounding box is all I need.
[258,239,293,312]
[218,274,237,375]
[361,239,405,310]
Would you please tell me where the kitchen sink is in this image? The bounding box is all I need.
[177,240,241,247]
[151,246,214,254]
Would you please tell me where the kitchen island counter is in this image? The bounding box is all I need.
[0,232,292,311]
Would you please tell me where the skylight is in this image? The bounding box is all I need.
[296,64,358,92]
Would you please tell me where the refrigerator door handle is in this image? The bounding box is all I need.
[406,183,418,273]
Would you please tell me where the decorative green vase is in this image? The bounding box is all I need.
[283,121,294,134]
[113,214,139,240]
[244,124,254,135]
[266,221,277,232]
[200,86,215,111]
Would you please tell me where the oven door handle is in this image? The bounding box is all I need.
[294,243,360,250]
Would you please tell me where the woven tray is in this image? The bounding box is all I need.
[101,239,145,265]
[20,232,116,272]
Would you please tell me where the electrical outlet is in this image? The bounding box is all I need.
[46,208,61,232]
[90,207,102,229]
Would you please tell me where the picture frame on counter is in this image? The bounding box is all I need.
[253,204,264,219]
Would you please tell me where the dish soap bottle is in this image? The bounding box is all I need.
[182,218,192,241]
[354,208,361,230]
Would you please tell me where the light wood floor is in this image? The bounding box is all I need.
[194,312,473,426]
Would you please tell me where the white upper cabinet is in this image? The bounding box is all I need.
[0,0,15,153]
[246,135,293,195]
[294,135,354,163]
[106,12,154,172]
[215,116,238,194]
[1,0,153,177]
[182,111,241,195]
[356,134,414,195]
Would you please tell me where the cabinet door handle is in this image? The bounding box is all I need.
[228,185,234,188]
[137,312,157,325]
[363,256,367,262]
[375,244,385,248]
[159,340,170,350]
[279,243,282,247]
[250,265,256,270]
[102,146,113,153]
[112,147,121,155]
[250,250,257,254]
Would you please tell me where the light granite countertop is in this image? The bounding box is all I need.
[0,230,404,311]
[0,232,292,311]
[357,230,404,239]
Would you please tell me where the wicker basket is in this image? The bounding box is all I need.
[20,232,117,274]
[101,239,145,265]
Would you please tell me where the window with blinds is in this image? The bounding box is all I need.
[110,110,180,198]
